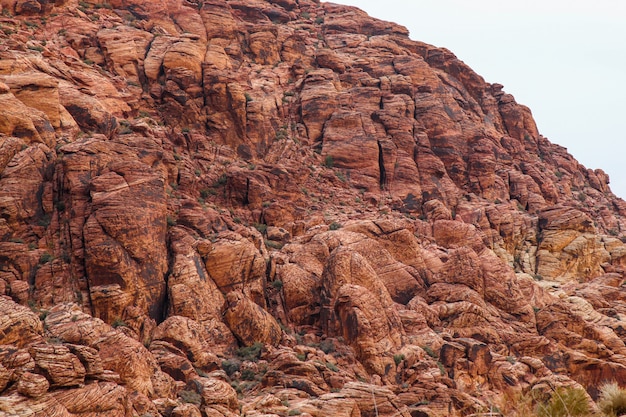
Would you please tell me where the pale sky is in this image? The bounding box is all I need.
[328,1,626,199]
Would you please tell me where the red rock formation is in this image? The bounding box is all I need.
[2,0,626,415]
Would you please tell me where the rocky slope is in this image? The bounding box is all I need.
[1,0,626,415]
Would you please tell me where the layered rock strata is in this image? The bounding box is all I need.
[1,0,626,415]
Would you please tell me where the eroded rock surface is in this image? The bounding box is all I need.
[2,0,626,415]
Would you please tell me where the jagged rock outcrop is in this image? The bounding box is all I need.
[2,0,626,415]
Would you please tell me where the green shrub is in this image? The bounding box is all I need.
[200,188,215,198]
[264,239,283,250]
[213,174,228,187]
[37,214,51,227]
[271,280,283,290]
[236,342,264,362]
[221,359,241,377]
[319,339,335,354]
[178,390,202,406]
[112,318,127,328]
[322,155,334,168]
[436,361,446,376]
[422,345,438,358]
[394,354,405,366]
[495,390,535,417]
[253,223,267,234]
[598,382,626,417]
[536,387,589,417]
[329,221,342,230]
[39,253,54,264]
[275,129,288,141]
[325,362,338,372]
[241,368,256,381]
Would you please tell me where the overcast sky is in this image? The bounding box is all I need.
[329,1,626,199]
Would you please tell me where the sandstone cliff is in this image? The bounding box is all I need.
[1,0,626,416]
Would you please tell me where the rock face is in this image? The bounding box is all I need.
[2,0,626,415]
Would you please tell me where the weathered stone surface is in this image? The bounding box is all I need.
[150,340,198,383]
[0,364,10,392]
[0,345,35,383]
[202,232,267,306]
[152,315,222,371]
[188,376,239,411]
[53,382,127,415]
[0,296,43,348]
[2,0,626,415]
[167,228,225,322]
[0,143,52,245]
[340,382,411,417]
[95,329,175,398]
[58,84,118,137]
[292,394,362,417]
[17,371,49,398]
[321,246,402,376]
[66,344,104,377]
[171,403,203,417]
[2,73,77,134]
[223,292,282,347]
[84,158,168,322]
[44,303,112,346]
[29,343,86,387]
[96,26,153,87]
[536,206,611,282]
[0,82,55,146]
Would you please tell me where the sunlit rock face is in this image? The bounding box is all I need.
[1,0,626,415]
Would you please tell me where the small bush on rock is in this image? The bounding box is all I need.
[221,359,241,377]
[536,387,589,417]
[598,382,626,417]
[236,342,264,362]
[179,390,202,407]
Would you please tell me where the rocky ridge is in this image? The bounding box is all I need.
[1,0,626,415]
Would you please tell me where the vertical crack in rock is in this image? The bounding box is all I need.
[378,140,386,189]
